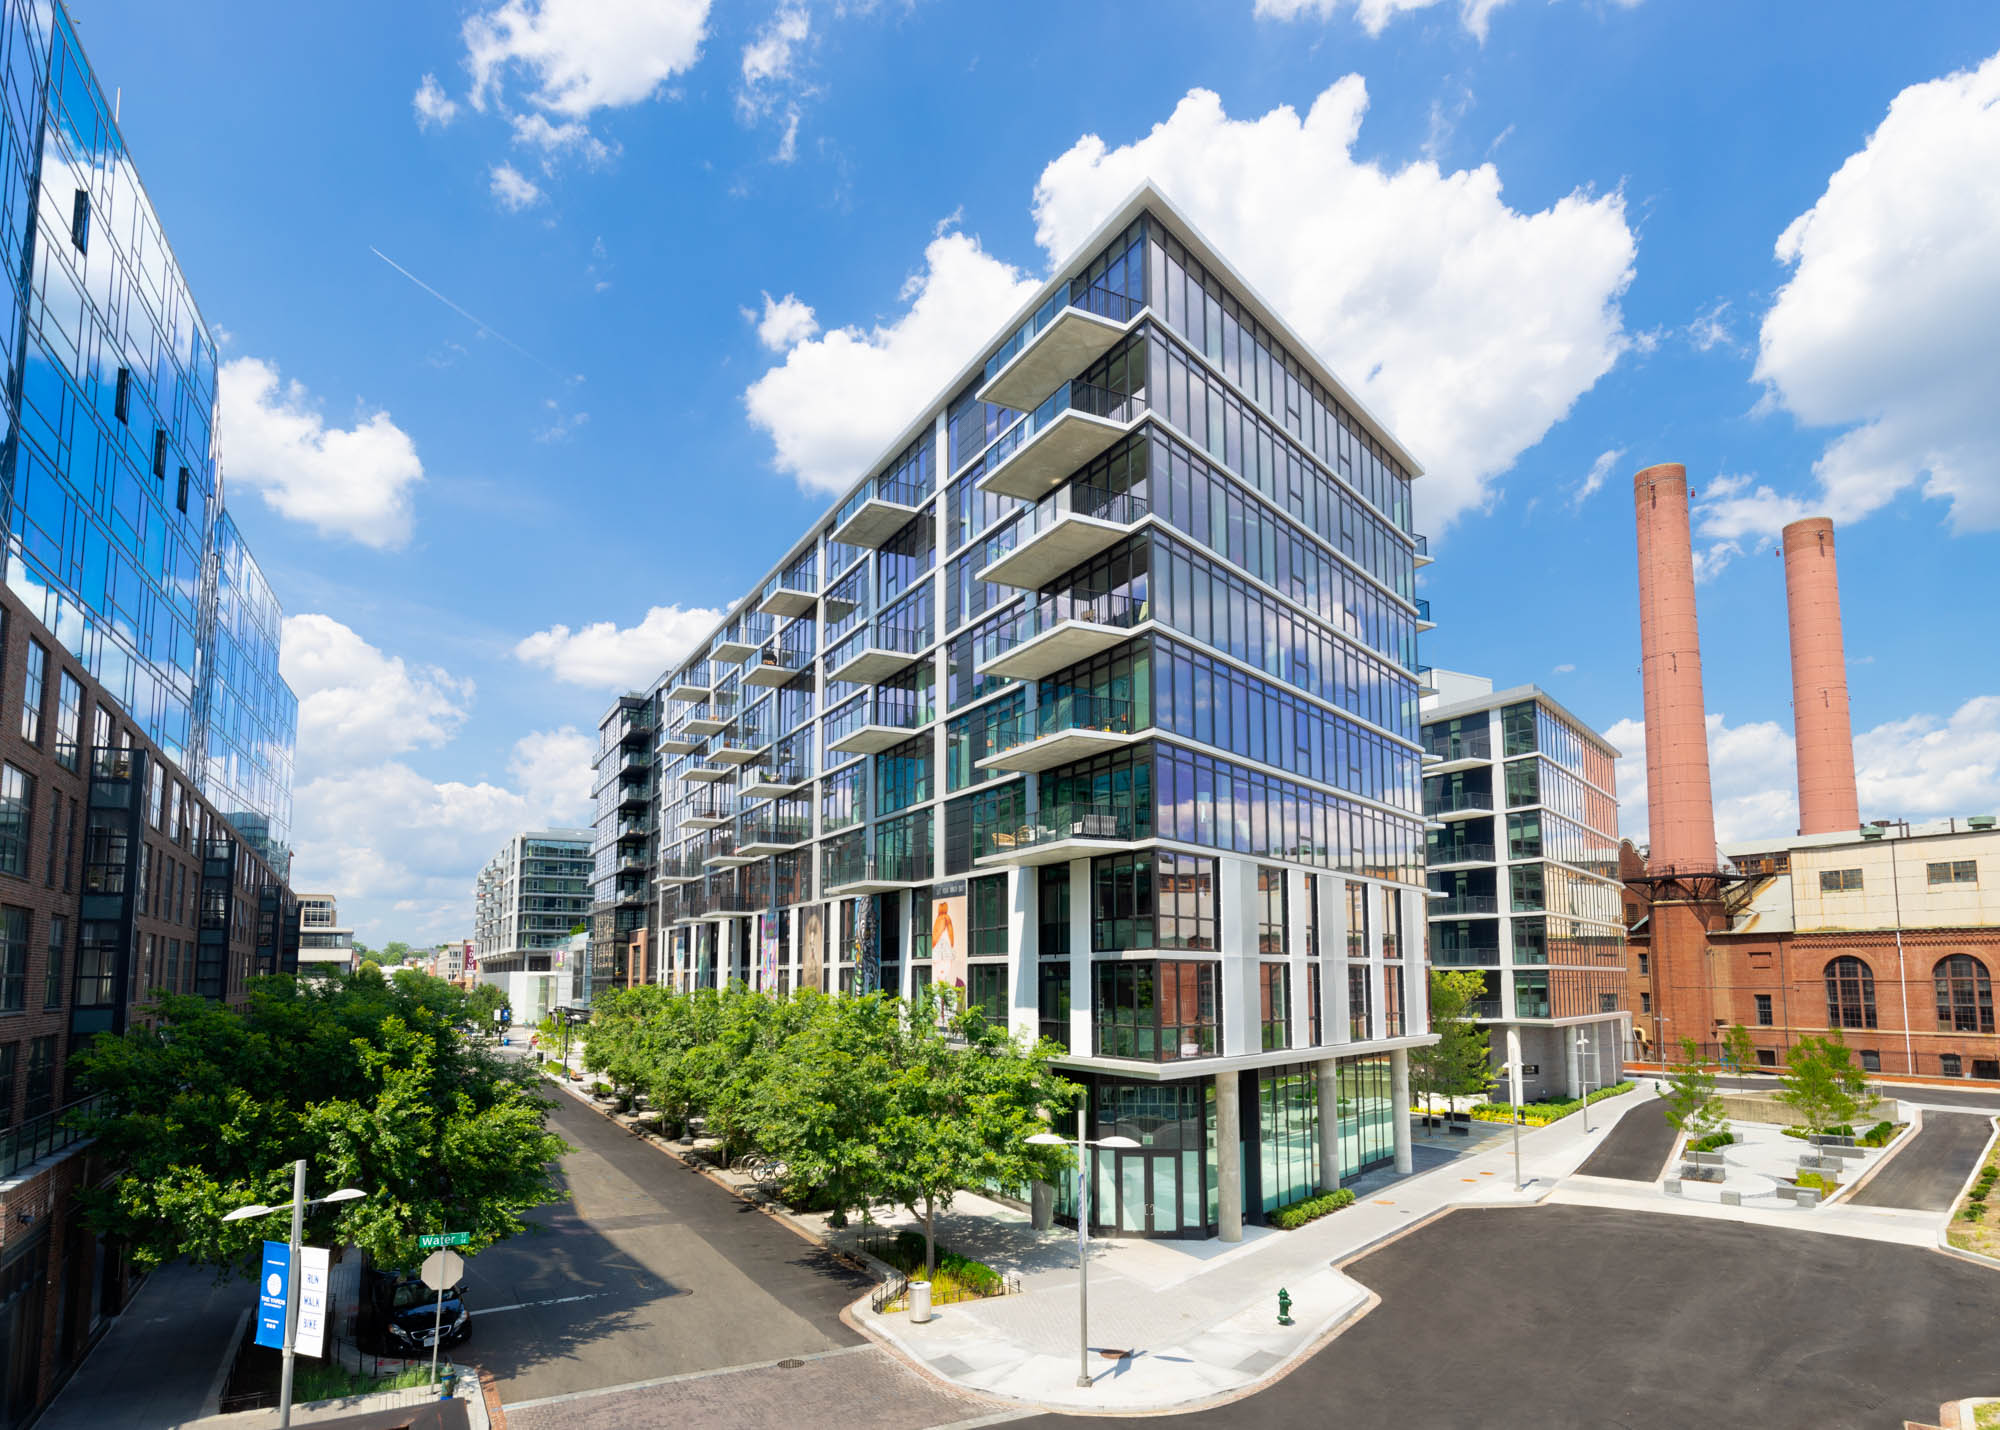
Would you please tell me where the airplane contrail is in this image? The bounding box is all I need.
[369,246,571,380]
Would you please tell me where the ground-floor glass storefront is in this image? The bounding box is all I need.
[1055,1051,1400,1239]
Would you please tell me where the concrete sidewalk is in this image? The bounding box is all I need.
[35,1260,247,1430]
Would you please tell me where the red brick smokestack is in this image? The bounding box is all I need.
[1781,517,1860,835]
[1634,463,1718,874]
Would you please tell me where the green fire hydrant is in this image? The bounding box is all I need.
[1277,1287,1293,1325]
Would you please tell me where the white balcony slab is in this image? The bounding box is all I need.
[977,511,1136,590]
[655,733,700,755]
[978,409,1137,503]
[827,723,916,757]
[665,676,711,702]
[828,646,916,686]
[977,618,1129,683]
[709,743,764,766]
[739,835,805,857]
[703,852,757,869]
[742,656,806,688]
[657,869,700,885]
[680,765,730,784]
[822,594,860,622]
[683,713,729,736]
[977,727,1139,775]
[712,637,758,662]
[824,873,923,896]
[759,588,817,619]
[831,497,923,550]
[977,826,1132,868]
[977,307,1135,411]
[741,775,805,800]
[678,811,731,831]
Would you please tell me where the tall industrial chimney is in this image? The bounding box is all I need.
[1633,463,1718,873]
[1781,517,1860,835]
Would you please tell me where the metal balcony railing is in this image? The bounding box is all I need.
[979,801,1132,859]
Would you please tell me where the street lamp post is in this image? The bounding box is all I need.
[1027,1128,1140,1390]
[1578,1030,1593,1134]
[223,1161,367,1428]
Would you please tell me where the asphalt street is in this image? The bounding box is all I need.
[1574,1100,1678,1181]
[1848,1110,1996,1210]
[1020,1205,2000,1430]
[1715,1074,2000,1112]
[470,1087,998,1429]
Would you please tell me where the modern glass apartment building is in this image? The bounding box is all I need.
[0,0,297,864]
[1421,673,1628,1100]
[476,828,595,970]
[592,185,1435,1240]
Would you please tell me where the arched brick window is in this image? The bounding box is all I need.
[1934,954,1994,1034]
[1824,956,1876,1030]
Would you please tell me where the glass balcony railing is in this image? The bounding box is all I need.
[823,847,928,889]
[984,380,1147,473]
[614,818,652,842]
[1428,842,1495,865]
[1413,532,1429,560]
[824,691,925,746]
[746,644,811,682]
[1431,894,1499,916]
[0,1094,103,1179]
[1515,998,1552,1019]
[1431,947,1501,968]
[979,800,1133,859]
[1415,598,1432,623]
[986,694,1134,755]
[1005,588,1148,649]
[1007,484,1149,554]
[982,285,1142,387]
[740,814,810,848]
[1422,730,1492,762]
[1467,998,1503,1020]
[679,798,735,824]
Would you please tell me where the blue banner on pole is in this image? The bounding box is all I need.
[255,1239,289,1349]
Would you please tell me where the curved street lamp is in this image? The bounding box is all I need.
[223,1161,369,1428]
[1028,1127,1140,1389]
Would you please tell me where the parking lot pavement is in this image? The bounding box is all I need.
[1848,1111,1997,1211]
[469,1092,870,1411]
[1016,1204,2000,1429]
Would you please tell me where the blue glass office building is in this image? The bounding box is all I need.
[597,184,1440,1240]
[0,0,296,865]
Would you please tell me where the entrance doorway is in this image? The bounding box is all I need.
[1098,1146,1202,1236]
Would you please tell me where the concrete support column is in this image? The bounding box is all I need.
[1216,1069,1243,1242]
[1067,857,1091,1055]
[1316,1058,1342,1191]
[1390,1048,1413,1175]
[1221,859,1260,1059]
[1565,1025,1582,1100]
[1008,867,1036,1044]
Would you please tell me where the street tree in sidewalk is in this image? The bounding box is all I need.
[72,967,566,1278]
[877,984,1078,1278]
[1722,1023,1757,1076]
[1775,1034,1871,1136]
[1657,1036,1726,1139]
[1410,969,1492,1133]
[749,992,900,1225]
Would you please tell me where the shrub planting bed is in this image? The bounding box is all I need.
[1469,1081,1637,1127]
[1272,1187,1357,1229]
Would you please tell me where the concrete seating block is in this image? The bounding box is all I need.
[1664,1179,1682,1196]
[1796,1188,1820,1207]
[1720,1190,1742,1206]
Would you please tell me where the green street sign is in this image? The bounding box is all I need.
[417,1232,470,1250]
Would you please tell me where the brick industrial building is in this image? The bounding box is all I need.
[1622,464,1999,1081]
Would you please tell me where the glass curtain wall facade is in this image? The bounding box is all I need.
[1421,683,1626,1100]
[596,188,1435,1237]
[0,1,296,861]
[474,829,594,973]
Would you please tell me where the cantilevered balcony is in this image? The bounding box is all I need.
[1426,791,1495,819]
[1415,597,1436,633]
[656,725,701,755]
[680,763,730,785]
[759,571,818,619]
[830,480,927,550]
[977,293,1141,411]
[825,692,925,757]
[702,834,756,870]
[1427,842,1496,869]
[1416,664,1438,697]
[709,725,767,765]
[823,849,927,896]
[976,800,1134,868]
[657,853,703,886]
[741,766,808,800]
[826,622,927,686]
[677,801,734,831]
[683,701,732,737]
[665,663,713,703]
[977,382,1146,503]
[977,589,1145,683]
[1413,532,1433,568]
[616,782,651,811]
[743,644,811,688]
[977,487,1147,590]
[739,815,810,858]
[976,693,1139,774]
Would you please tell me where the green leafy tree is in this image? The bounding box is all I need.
[1721,1023,1756,1075]
[1657,1036,1725,1138]
[1411,970,1492,1131]
[72,970,567,1278]
[1776,1034,1870,1135]
[877,984,1077,1277]
[466,982,510,1026]
[379,941,413,967]
[750,992,900,1225]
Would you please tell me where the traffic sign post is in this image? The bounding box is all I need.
[419,1248,466,1386]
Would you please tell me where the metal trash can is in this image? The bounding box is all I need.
[908,1280,932,1324]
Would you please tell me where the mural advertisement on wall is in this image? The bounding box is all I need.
[801,905,824,992]
[931,878,967,998]
[857,896,878,994]
[760,915,779,992]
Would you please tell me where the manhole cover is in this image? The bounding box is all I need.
[777,1359,806,1370]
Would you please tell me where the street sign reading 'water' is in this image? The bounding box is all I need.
[418,1232,470,1250]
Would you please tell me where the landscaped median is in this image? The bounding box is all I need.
[1946,1117,2000,1261]
[1464,1080,1637,1128]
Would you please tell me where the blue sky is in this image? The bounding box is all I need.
[68,0,2000,942]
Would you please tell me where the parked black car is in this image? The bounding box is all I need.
[366,1269,471,1353]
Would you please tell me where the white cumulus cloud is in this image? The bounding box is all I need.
[1031,82,1636,531]
[280,614,472,774]
[218,358,424,549]
[1607,696,2000,853]
[465,0,710,119]
[489,162,545,210]
[515,603,725,689]
[1253,0,1513,41]
[750,292,820,351]
[413,74,459,128]
[1754,49,2000,536]
[1573,447,1623,506]
[744,224,1038,495]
